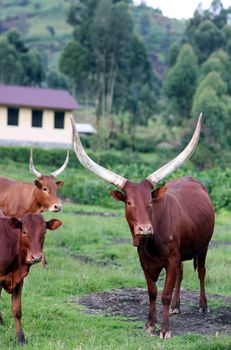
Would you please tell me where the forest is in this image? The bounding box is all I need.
[0,1,231,170]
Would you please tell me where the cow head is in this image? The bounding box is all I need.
[30,149,69,212]
[8,213,62,264]
[110,180,154,246]
[70,114,202,247]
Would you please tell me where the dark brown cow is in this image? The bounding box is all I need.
[0,212,62,344]
[70,114,215,338]
[0,149,69,218]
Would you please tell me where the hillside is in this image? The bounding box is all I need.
[0,0,185,77]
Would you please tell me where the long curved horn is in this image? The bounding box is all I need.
[146,113,202,185]
[29,148,42,178]
[30,149,69,178]
[70,114,127,189]
[50,150,69,177]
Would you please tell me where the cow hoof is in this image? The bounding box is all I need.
[169,307,180,314]
[17,332,26,345]
[160,330,172,339]
[145,325,155,335]
[18,338,26,346]
[199,306,207,314]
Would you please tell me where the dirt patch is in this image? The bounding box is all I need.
[71,253,120,267]
[71,211,122,217]
[209,240,231,249]
[75,288,231,336]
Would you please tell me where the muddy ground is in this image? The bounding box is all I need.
[70,212,231,337]
[75,287,231,336]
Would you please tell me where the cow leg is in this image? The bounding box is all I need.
[196,249,208,314]
[160,258,178,339]
[143,267,161,335]
[0,286,3,325]
[11,280,26,345]
[170,262,183,314]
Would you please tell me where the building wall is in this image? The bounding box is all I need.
[0,107,72,148]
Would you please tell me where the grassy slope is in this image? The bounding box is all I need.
[0,161,231,349]
[0,1,185,72]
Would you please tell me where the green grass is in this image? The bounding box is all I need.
[0,162,231,349]
[1,206,231,349]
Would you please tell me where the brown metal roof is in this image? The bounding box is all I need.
[0,85,80,110]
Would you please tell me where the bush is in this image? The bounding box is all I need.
[1,146,231,211]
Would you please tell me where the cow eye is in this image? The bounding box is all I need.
[43,187,48,192]
[127,200,132,206]
[22,230,27,236]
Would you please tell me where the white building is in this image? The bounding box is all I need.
[0,85,93,149]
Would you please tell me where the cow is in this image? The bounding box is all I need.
[0,149,69,218]
[0,212,62,344]
[69,113,215,338]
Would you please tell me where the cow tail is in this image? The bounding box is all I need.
[193,257,198,271]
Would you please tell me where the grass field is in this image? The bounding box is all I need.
[0,162,231,349]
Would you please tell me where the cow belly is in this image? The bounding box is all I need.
[180,238,211,261]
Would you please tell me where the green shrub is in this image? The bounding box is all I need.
[1,146,231,211]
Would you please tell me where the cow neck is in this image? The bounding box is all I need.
[2,232,30,294]
[30,184,43,213]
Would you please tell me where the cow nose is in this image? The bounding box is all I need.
[54,203,62,211]
[138,224,153,236]
[31,254,42,263]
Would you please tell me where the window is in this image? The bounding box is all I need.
[32,109,43,127]
[8,108,19,126]
[54,111,65,129]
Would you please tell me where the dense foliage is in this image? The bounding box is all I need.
[163,0,231,165]
[60,0,156,129]
[0,29,44,85]
[1,146,231,211]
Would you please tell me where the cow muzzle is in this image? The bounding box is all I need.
[27,254,43,265]
[49,203,62,212]
[136,224,153,237]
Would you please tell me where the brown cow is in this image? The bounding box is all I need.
[0,149,69,218]
[0,212,62,344]
[70,114,215,338]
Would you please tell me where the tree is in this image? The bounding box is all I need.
[194,20,225,62]
[59,41,90,97]
[46,70,68,90]
[192,71,230,148]
[114,35,155,130]
[21,50,45,86]
[167,43,179,66]
[61,0,156,129]
[200,49,231,93]
[7,28,28,53]
[0,29,45,86]
[0,37,23,84]
[164,44,198,119]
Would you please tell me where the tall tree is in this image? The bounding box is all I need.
[194,20,224,62]
[61,0,155,128]
[200,49,231,93]
[164,44,198,119]
[0,37,23,84]
[59,41,90,97]
[0,29,45,86]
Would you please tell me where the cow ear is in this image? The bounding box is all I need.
[46,219,62,231]
[152,186,166,199]
[56,181,64,188]
[34,179,42,189]
[8,218,22,230]
[110,190,125,202]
